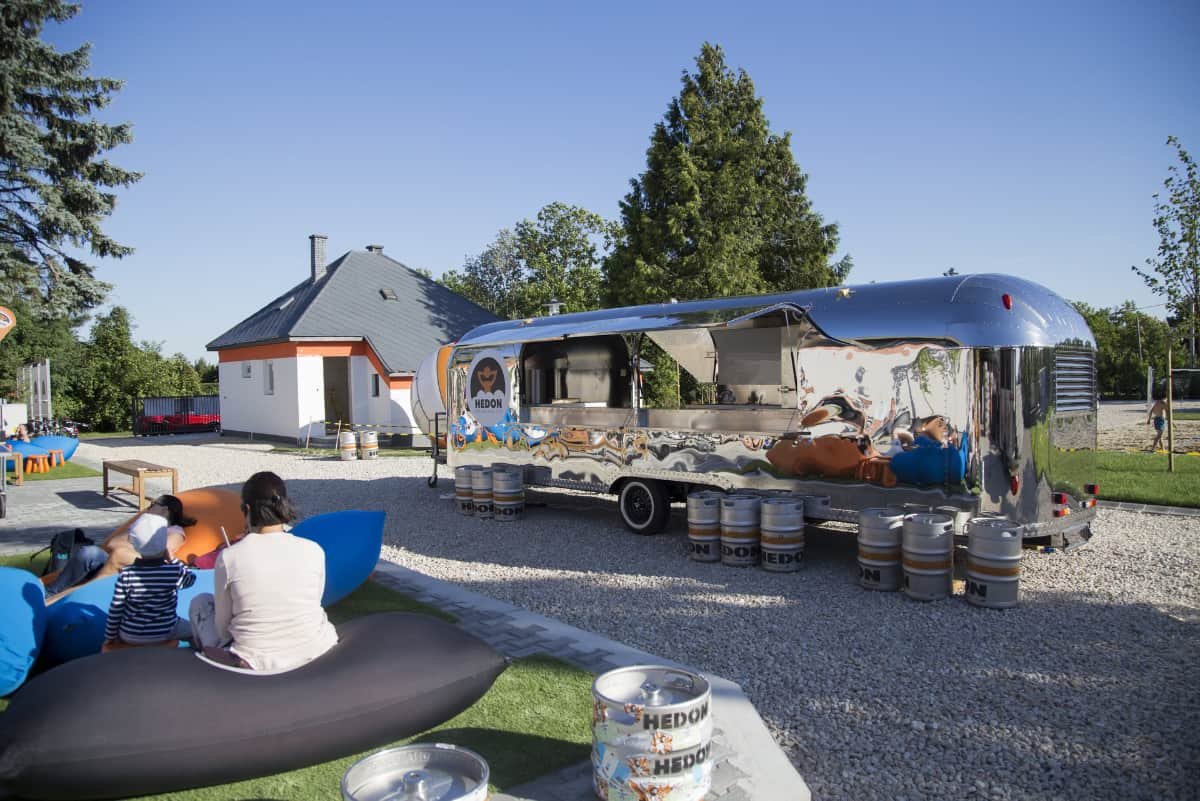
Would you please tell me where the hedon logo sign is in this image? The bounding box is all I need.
[0,306,14,345]
[467,351,508,427]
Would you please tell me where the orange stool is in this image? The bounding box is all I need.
[24,454,50,474]
[46,449,65,467]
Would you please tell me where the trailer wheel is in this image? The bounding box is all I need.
[618,479,670,535]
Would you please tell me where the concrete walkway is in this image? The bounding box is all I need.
[0,464,809,800]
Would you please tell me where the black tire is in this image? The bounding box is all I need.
[0,492,6,520]
[618,479,670,535]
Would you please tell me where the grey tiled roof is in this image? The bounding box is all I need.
[206,250,499,373]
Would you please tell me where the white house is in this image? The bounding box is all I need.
[206,235,498,445]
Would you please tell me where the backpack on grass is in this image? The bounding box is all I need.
[30,528,94,577]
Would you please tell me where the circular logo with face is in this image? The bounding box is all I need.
[467,351,508,427]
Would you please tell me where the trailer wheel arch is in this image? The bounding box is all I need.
[614,478,671,535]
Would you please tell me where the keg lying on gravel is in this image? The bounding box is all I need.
[686,491,722,562]
[901,512,954,601]
[965,516,1022,608]
[592,666,712,801]
[454,466,477,516]
[760,497,804,572]
[857,507,905,591]
[720,495,761,567]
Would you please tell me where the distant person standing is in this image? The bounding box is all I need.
[1147,397,1168,452]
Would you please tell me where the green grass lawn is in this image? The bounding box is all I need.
[0,559,593,797]
[1174,410,1200,421]
[7,461,101,482]
[1094,450,1200,507]
[78,430,133,439]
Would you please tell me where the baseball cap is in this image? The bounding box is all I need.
[127,513,172,556]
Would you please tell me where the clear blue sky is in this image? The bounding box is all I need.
[45,0,1200,363]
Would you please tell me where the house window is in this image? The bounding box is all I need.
[241,362,252,379]
[264,360,275,395]
[371,373,381,397]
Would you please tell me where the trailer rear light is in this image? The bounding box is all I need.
[1085,483,1099,496]
[1083,498,1096,508]
[1053,507,1072,517]
[1051,492,1068,505]
[1010,475,1019,495]
[1001,293,1013,310]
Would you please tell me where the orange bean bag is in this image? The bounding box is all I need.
[102,487,245,562]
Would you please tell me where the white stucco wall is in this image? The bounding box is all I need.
[296,355,327,443]
[218,358,302,440]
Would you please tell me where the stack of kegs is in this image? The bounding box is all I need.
[591,666,713,801]
[470,467,493,520]
[964,516,1022,608]
[686,491,723,562]
[337,430,357,461]
[760,497,804,572]
[358,430,379,460]
[856,507,906,591]
[720,495,761,567]
[454,465,477,516]
[901,512,954,601]
[491,465,525,522]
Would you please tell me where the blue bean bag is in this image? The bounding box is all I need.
[0,568,47,697]
[0,613,507,800]
[42,510,386,665]
[3,441,46,459]
[29,435,78,461]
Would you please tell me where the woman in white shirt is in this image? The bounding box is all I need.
[189,471,338,671]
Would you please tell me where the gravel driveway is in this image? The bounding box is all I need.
[52,437,1200,800]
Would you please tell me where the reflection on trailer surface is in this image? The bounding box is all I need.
[428,274,1098,549]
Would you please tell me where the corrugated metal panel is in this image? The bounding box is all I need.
[1055,348,1096,412]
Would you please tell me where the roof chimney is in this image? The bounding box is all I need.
[309,234,328,282]
[365,244,384,254]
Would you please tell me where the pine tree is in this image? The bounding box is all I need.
[0,1,142,316]
[604,43,849,306]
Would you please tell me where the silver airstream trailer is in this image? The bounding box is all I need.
[414,274,1098,549]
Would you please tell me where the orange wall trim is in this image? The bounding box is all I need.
[218,342,412,389]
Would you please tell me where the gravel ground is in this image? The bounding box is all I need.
[62,437,1200,801]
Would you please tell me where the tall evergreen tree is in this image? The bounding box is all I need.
[604,43,849,306]
[0,1,141,317]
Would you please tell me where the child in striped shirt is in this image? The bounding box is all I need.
[103,513,196,647]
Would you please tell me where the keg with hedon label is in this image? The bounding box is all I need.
[760,497,804,572]
[720,495,760,567]
[857,507,905,591]
[453,466,476,516]
[491,465,525,522]
[965,516,1022,609]
[470,467,493,520]
[358,430,379,460]
[337,430,357,461]
[592,666,713,801]
[686,491,723,563]
[901,513,954,601]
[341,743,489,801]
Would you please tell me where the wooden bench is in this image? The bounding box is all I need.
[102,459,179,510]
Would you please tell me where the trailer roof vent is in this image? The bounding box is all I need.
[1054,347,1096,413]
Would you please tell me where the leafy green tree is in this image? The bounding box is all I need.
[441,202,617,319]
[0,295,86,418]
[1132,136,1199,367]
[192,358,218,384]
[0,0,141,317]
[604,42,849,307]
[1074,301,1171,399]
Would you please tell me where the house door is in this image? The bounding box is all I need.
[323,357,351,433]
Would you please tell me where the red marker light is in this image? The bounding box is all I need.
[1085,483,1099,496]
[1010,475,1019,495]
[1051,492,1068,505]
[1001,293,1013,310]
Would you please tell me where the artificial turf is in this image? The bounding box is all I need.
[0,560,594,796]
[6,461,101,481]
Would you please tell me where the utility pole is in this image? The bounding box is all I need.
[1167,347,1175,473]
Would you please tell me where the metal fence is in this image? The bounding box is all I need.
[133,395,220,436]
